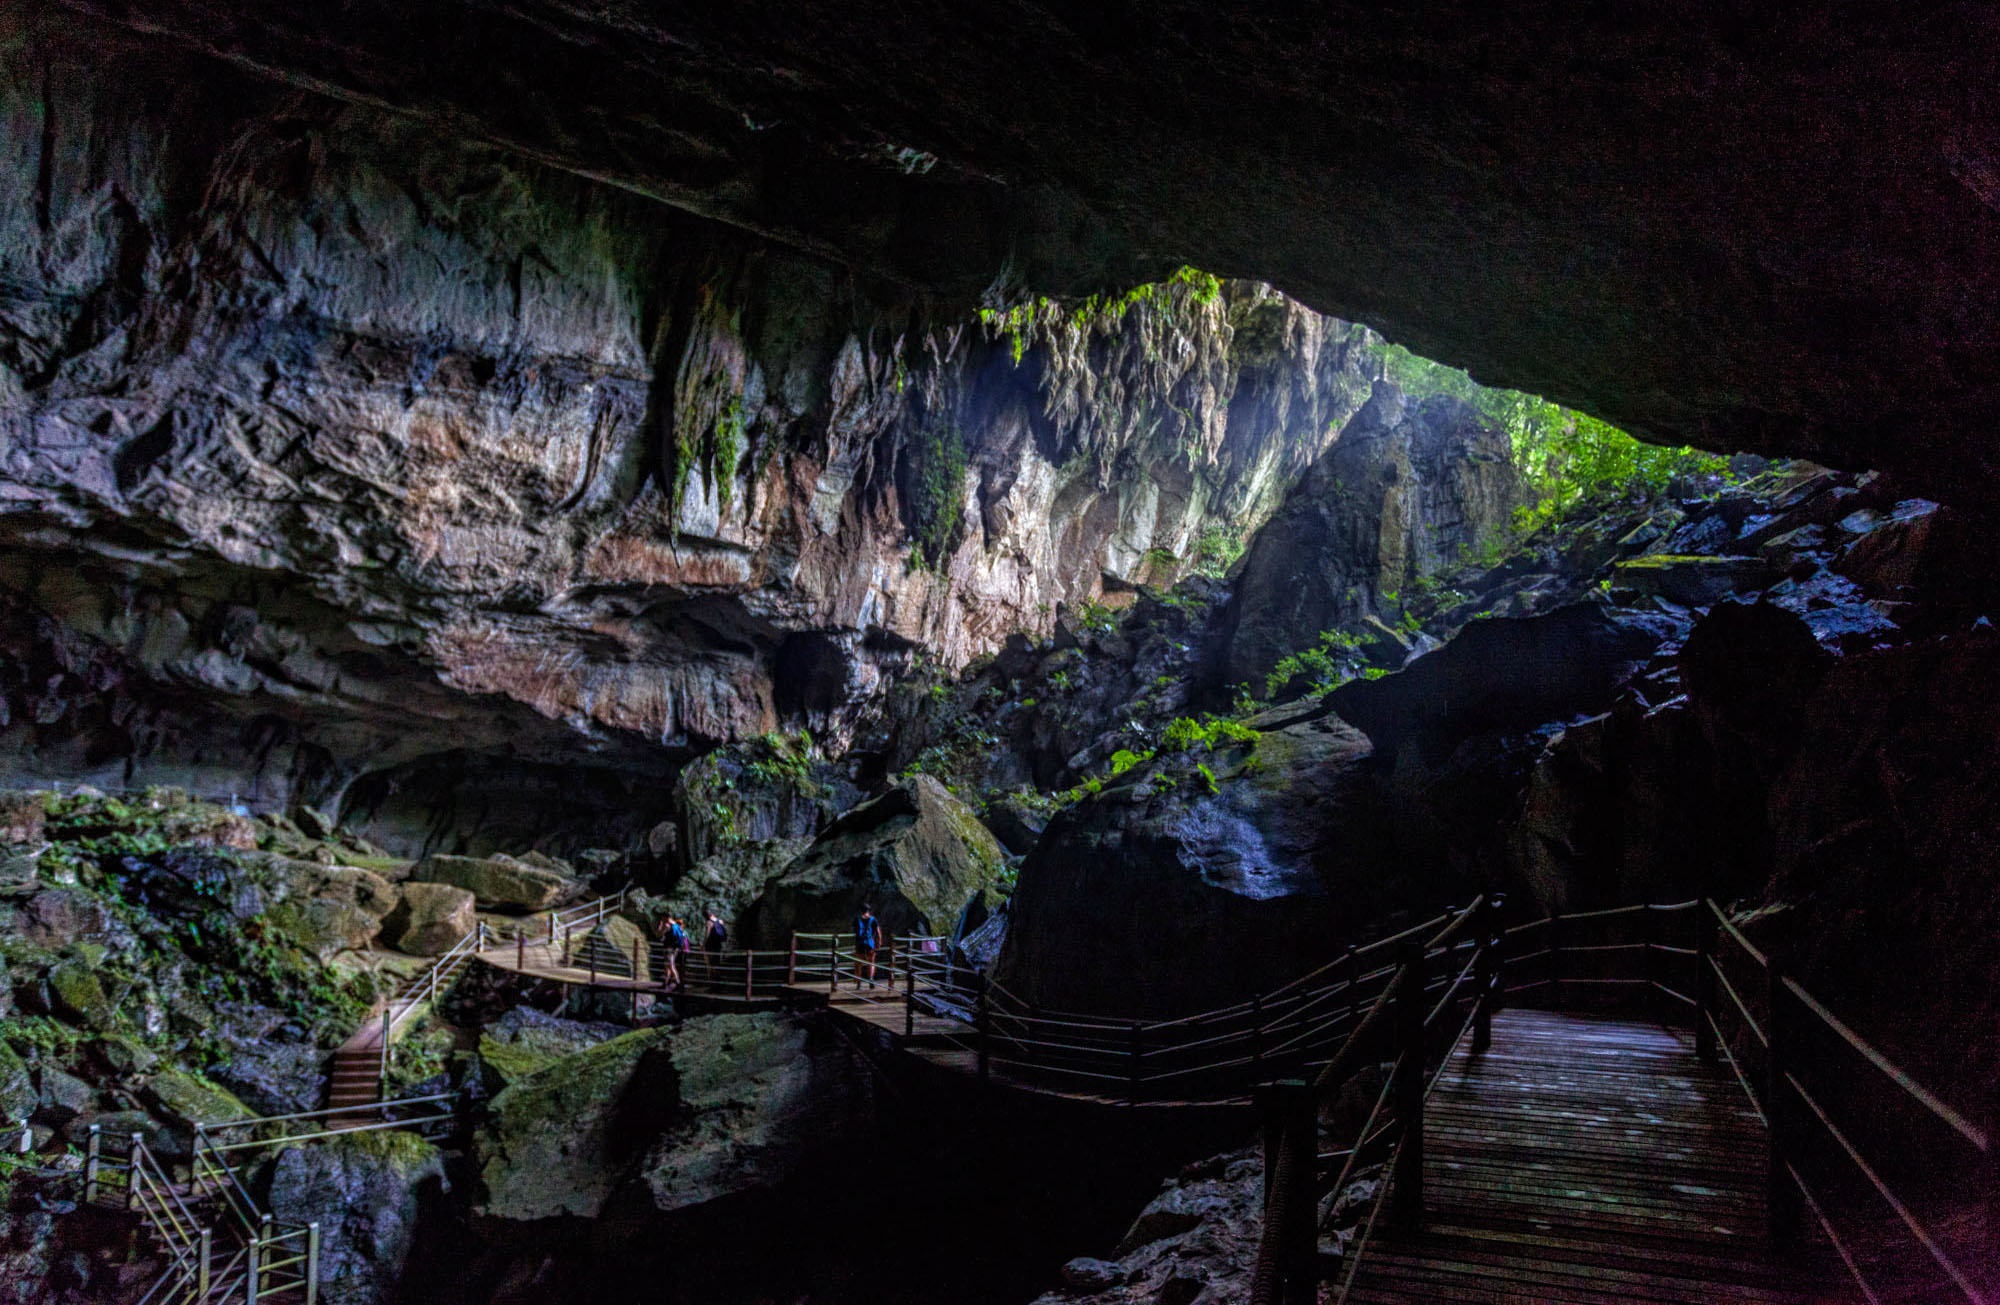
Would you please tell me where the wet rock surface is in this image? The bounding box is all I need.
[0,18,1392,843]
[474,1012,868,1222]
[741,776,1007,945]
[266,1131,446,1305]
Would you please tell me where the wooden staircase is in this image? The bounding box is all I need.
[325,927,485,1110]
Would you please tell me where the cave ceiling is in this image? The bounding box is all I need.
[35,0,2000,502]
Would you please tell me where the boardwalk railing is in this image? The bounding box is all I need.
[83,1096,455,1303]
[1250,896,1501,1305]
[1692,899,1998,1305]
[1314,896,2000,1305]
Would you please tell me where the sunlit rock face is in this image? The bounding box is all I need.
[32,1,2000,502]
[0,23,1381,846]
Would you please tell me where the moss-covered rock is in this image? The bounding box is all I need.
[741,775,1008,945]
[46,958,110,1029]
[474,1006,622,1088]
[0,1041,35,1123]
[267,1130,444,1305]
[90,1034,159,1077]
[416,854,578,912]
[639,1012,868,1214]
[379,883,476,956]
[476,1024,674,1220]
[141,1069,254,1128]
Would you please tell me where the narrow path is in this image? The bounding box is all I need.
[1344,1008,1846,1304]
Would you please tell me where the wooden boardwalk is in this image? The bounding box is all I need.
[1344,1008,1846,1304]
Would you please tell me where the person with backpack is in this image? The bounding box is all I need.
[853,904,882,989]
[654,913,687,990]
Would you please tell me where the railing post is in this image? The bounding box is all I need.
[744,951,753,999]
[306,1221,320,1305]
[1393,940,1428,1225]
[976,980,991,1082]
[1260,1078,1316,1305]
[1250,992,1264,1079]
[828,937,838,994]
[517,930,526,972]
[1547,910,1563,1010]
[1694,901,1717,1063]
[125,1134,142,1210]
[84,1125,101,1204]
[245,1215,267,1302]
[1766,950,1801,1246]
[198,1226,212,1296]
[788,934,798,985]
[1127,1021,1143,1105]
[1472,899,1497,1055]
[905,950,917,1038]
[633,936,643,984]
[1640,905,1657,1019]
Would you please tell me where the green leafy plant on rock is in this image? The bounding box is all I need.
[907,419,969,569]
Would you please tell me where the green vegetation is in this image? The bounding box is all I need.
[745,730,819,790]
[670,378,751,514]
[1264,628,1367,699]
[1073,598,1119,634]
[908,420,969,568]
[977,265,1226,366]
[1191,525,1245,578]
[1161,715,1259,753]
[1365,339,1730,534]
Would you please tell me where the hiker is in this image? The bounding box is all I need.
[853,904,882,988]
[698,910,726,981]
[653,913,686,990]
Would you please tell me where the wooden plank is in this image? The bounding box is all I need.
[1343,1008,1851,1304]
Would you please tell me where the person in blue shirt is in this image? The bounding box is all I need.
[853,904,882,989]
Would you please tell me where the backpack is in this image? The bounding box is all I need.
[706,919,727,948]
[668,921,688,951]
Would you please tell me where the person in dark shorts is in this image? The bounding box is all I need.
[853,904,881,988]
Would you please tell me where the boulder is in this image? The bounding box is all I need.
[266,1131,445,1305]
[379,883,477,957]
[996,713,1396,1018]
[637,1012,869,1214]
[980,795,1048,857]
[476,1024,676,1220]
[209,1037,327,1118]
[1611,554,1774,606]
[18,888,115,949]
[741,776,1007,946]
[1031,1148,1264,1305]
[416,854,577,912]
[1325,602,1675,768]
[47,958,110,1029]
[0,793,44,846]
[476,1006,624,1088]
[0,1043,34,1124]
[34,1065,94,1125]
[478,1012,867,1222]
[658,838,806,936]
[141,1070,254,1130]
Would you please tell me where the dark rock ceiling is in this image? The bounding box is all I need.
[35,0,2000,502]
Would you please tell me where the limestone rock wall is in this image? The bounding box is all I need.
[0,25,1378,849]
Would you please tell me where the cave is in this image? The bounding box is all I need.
[2,5,1996,1304]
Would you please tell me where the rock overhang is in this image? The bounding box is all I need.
[29,0,2000,503]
